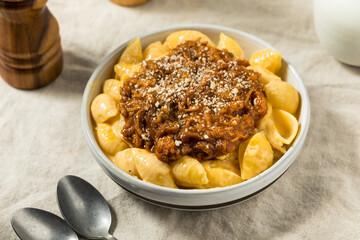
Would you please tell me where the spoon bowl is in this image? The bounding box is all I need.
[11,208,78,240]
[57,175,117,240]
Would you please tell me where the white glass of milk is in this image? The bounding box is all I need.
[314,0,360,66]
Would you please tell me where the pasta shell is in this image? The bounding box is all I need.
[130,148,178,188]
[103,79,123,101]
[202,160,241,176]
[119,38,143,64]
[257,103,285,153]
[271,109,299,145]
[91,93,118,123]
[239,131,274,180]
[109,114,126,138]
[164,30,215,49]
[216,150,239,166]
[143,41,170,60]
[249,49,282,74]
[217,33,245,59]
[96,123,128,155]
[114,63,141,81]
[247,65,281,84]
[108,114,133,147]
[202,165,242,188]
[113,149,140,178]
[171,156,208,187]
[264,80,299,114]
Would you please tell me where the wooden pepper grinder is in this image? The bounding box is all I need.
[0,0,63,89]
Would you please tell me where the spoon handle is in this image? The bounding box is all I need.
[105,234,118,240]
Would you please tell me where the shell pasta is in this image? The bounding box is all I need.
[90,30,300,189]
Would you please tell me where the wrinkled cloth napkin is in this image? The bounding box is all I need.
[0,0,359,239]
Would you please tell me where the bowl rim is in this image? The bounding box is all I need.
[81,23,310,196]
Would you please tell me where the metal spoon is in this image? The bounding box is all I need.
[57,175,117,240]
[11,208,78,240]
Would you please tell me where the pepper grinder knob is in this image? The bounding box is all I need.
[0,0,63,89]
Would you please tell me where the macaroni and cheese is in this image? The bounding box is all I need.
[91,30,299,189]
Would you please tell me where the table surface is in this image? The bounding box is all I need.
[1,0,360,239]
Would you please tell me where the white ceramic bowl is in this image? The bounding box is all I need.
[81,24,310,210]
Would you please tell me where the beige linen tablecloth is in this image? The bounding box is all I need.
[1,0,359,239]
